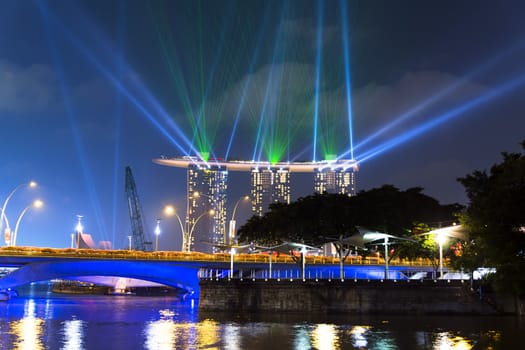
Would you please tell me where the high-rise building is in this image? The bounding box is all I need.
[314,161,357,196]
[314,169,337,194]
[186,163,227,253]
[335,168,356,196]
[154,157,357,252]
[250,167,291,216]
[275,169,291,202]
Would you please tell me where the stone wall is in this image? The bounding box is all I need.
[199,279,498,314]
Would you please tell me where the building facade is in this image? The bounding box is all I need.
[250,168,291,217]
[187,164,228,253]
[314,167,357,196]
[155,157,358,252]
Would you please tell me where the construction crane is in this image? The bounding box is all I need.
[125,166,152,251]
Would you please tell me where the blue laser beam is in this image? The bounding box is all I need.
[251,3,288,163]
[187,1,236,160]
[355,71,525,164]
[348,41,525,158]
[340,0,354,160]
[312,0,324,162]
[224,2,272,160]
[111,0,127,247]
[38,0,108,241]
[41,3,197,157]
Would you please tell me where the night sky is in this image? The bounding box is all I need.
[2,0,525,250]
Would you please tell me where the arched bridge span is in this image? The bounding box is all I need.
[0,259,201,293]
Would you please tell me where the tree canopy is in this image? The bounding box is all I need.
[237,185,461,255]
[454,141,525,295]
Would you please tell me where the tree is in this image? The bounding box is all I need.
[237,193,358,247]
[237,186,461,265]
[455,141,525,296]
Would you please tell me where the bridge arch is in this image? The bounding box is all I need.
[0,260,200,293]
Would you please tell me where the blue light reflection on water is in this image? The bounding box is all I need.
[0,289,523,350]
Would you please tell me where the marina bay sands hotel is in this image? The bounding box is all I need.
[154,157,358,252]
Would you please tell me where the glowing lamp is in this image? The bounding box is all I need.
[164,205,175,216]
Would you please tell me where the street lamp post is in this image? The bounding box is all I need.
[11,199,43,246]
[193,191,225,248]
[164,205,214,252]
[423,225,465,279]
[164,205,186,251]
[1,181,37,245]
[269,251,272,279]
[230,247,235,279]
[383,236,390,280]
[358,228,415,281]
[226,243,253,279]
[1,209,11,246]
[154,219,161,251]
[301,246,307,280]
[75,215,83,249]
[186,209,214,252]
[229,195,249,246]
[436,232,446,279]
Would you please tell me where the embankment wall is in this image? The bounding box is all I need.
[199,279,498,314]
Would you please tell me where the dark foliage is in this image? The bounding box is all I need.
[454,141,525,295]
[237,186,461,258]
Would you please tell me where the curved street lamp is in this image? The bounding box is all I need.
[229,195,250,245]
[164,205,186,251]
[11,199,43,247]
[164,205,215,252]
[192,191,225,247]
[186,209,214,252]
[1,181,37,244]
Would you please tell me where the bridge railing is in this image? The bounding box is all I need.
[0,246,437,267]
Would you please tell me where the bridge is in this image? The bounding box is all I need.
[0,247,439,296]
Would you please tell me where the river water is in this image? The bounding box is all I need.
[0,285,523,349]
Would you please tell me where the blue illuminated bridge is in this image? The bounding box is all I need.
[0,248,438,297]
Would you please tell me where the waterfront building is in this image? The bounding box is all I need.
[314,163,357,196]
[155,157,357,252]
[250,167,291,217]
[187,163,227,253]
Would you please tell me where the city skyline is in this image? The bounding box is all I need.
[155,156,357,252]
[1,1,525,250]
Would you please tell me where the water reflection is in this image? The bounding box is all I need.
[61,319,84,350]
[196,319,220,349]
[433,332,473,350]
[1,295,523,349]
[9,300,44,350]
[223,323,241,350]
[294,325,311,350]
[144,309,177,349]
[349,325,369,348]
[311,324,340,350]
[145,318,177,349]
[144,310,222,349]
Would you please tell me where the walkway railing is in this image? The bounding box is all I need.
[0,246,438,267]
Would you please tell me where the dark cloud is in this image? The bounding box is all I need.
[281,18,339,50]
[352,70,487,144]
[0,60,56,114]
